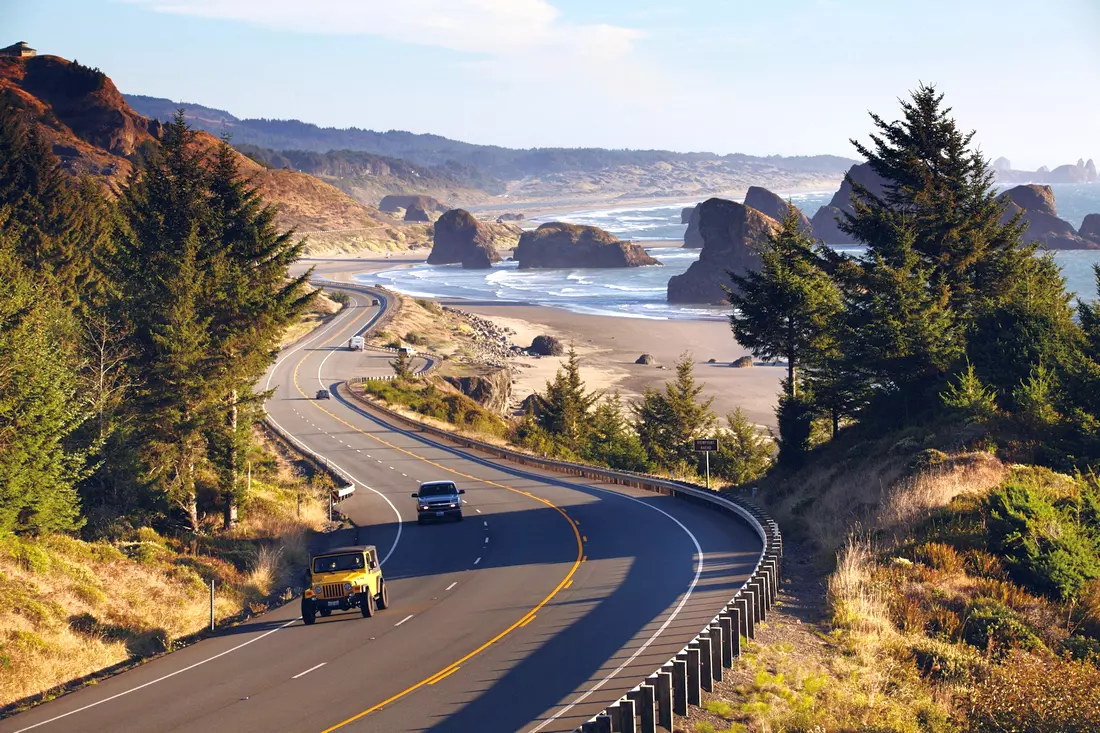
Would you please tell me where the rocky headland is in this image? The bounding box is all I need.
[379,194,447,214]
[667,198,778,303]
[515,223,660,269]
[428,209,503,269]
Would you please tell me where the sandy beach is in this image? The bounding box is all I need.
[296,255,783,429]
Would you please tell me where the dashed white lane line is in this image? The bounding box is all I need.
[474,557,481,565]
[401,473,407,477]
[9,617,301,733]
[394,615,414,627]
[445,582,458,591]
[475,509,481,514]
[483,521,488,527]
[356,449,361,453]
[484,537,489,544]
[292,663,327,679]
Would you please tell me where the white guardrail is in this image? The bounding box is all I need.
[287,278,783,731]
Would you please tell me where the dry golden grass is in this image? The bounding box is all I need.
[279,290,343,348]
[0,446,327,709]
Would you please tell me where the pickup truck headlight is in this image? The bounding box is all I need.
[419,505,429,511]
[313,585,322,596]
[448,503,457,508]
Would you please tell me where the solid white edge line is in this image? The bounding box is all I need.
[394,615,414,627]
[445,582,458,591]
[527,498,706,733]
[11,618,301,733]
[291,662,327,680]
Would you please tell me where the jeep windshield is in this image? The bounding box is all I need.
[313,553,364,574]
[419,483,457,497]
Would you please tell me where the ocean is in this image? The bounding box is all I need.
[364,184,1100,321]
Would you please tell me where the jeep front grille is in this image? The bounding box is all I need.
[319,582,347,600]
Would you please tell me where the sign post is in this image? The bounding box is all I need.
[693,438,719,489]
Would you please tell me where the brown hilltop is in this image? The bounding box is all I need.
[0,53,392,240]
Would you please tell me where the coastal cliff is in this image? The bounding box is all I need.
[667,198,778,303]
[515,223,660,268]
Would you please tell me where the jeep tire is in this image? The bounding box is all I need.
[319,607,332,618]
[302,597,316,625]
[361,589,376,618]
[376,579,389,610]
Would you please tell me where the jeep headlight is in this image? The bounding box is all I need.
[313,585,322,595]
[344,582,353,593]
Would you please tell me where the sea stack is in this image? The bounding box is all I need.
[744,186,812,234]
[998,185,1096,249]
[683,205,704,248]
[667,198,778,304]
[428,209,502,269]
[515,223,660,269]
[379,194,446,214]
[809,162,887,244]
[1077,213,1100,245]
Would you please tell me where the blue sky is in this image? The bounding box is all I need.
[7,0,1099,168]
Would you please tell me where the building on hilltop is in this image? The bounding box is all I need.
[1,42,36,58]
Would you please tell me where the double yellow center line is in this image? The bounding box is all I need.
[285,293,584,731]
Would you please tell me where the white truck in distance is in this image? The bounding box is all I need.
[349,336,364,351]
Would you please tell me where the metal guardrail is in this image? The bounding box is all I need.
[341,384,782,733]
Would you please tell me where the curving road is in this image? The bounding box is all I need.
[2,285,762,733]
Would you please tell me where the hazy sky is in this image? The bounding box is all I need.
[7,0,1099,168]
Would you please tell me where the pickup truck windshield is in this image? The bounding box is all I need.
[313,553,364,574]
[419,483,457,497]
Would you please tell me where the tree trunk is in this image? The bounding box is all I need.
[223,389,237,530]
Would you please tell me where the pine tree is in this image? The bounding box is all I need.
[536,344,599,453]
[111,112,218,531]
[710,409,773,486]
[390,349,414,380]
[729,206,841,399]
[203,140,314,527]
[632,353,716,473]
[841,83,1028,317]
[583,393,648,472]
[839,220,960,419]
[0,221,92,535]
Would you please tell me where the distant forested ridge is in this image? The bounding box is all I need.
[126,94,856,184]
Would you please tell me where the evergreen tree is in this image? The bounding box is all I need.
[203,140,314,527]
[583,393,648,472]
[632,353,716,473]
[0,221,92,535]
[536,344,599,453]
[840,83,1028,318]
[111,112,219,531]
[710,409,773,486]
[729,207,841,398]
[840,219,960,418]
[390,349,414,380]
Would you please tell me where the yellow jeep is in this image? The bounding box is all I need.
[302,545,389,625]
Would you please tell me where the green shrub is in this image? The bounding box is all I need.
[415,298,443,315]
[986,472,1100,601]
[961,598,1044,655]
[909,636,986,683]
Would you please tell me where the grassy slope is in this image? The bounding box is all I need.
[687,421,1100,732]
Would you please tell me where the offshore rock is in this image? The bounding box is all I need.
[428,209,502,269]
[744,186,812,234]
[515,223,660,268]
[667,198,779,303]
[999,185,1096,249]
[809,162,887,244]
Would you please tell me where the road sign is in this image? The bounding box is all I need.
[694,439,718,452]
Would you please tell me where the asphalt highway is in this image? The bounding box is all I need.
[1,286,763,733]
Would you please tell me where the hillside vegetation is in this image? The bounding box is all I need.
[688,84,1100,731]
[0,90,354,707]
[0,55,429,253]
